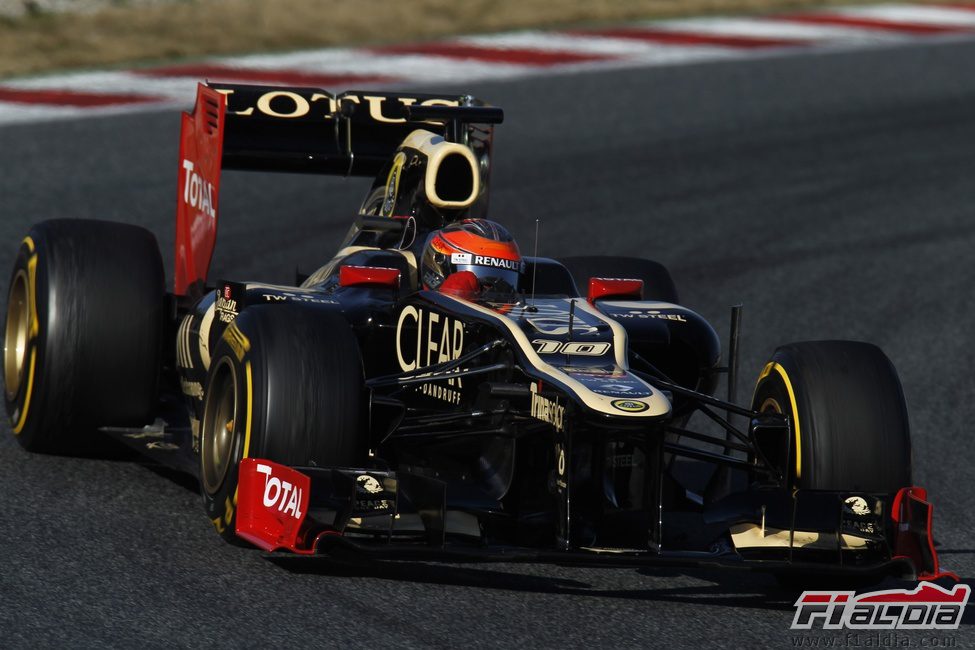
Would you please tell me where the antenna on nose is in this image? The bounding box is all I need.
[529,218,540,309]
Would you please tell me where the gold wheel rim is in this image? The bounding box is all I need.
[201,357,239,495]
[4,271,30,401]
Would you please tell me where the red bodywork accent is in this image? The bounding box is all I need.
[890,486,957,581]
[588,277,644,303]
[339,265,401,288]
[236,458,314,553]
[175,84,226,296]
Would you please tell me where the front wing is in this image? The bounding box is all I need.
[235,459,953,582]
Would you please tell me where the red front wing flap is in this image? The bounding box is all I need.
[891,486,957,582]
[236,458,317,554]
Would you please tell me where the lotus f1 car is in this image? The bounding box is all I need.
[3,83,952,584]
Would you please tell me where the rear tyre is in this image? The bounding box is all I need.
[750,340,911,492]
[200,304,367,541]
[559,256,679,304]
[3,219,164,453]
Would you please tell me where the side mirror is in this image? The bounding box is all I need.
[339,265,401,289]
[588,277,643,304]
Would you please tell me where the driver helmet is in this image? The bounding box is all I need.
[421,219,523,294]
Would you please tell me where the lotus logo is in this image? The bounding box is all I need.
[611,399,648,413]
[356,474,384,494]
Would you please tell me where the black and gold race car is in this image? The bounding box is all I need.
[2,83,951,584]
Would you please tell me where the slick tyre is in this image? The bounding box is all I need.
[3,219,164,453]
[559,256,680,304]
[200,304,367,542]
[750,341,911,493]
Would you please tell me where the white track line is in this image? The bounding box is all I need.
[0,99,182,125]
[641,16,906,42]
[826,4,975,26]
[458,31,744,68]
[460,31,733,57]
[4,71,200,100]
[224,50,532,82]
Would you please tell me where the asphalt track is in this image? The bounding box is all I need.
[1,36,975,648]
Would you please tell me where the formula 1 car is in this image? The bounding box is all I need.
[3,82,951,584]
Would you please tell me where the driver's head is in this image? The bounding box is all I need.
[421,219,522,295]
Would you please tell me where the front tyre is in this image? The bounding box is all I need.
[751,340,911,492]
[200,304,367,541]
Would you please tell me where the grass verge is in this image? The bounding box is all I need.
[0,0,965,78]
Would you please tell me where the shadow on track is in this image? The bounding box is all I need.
[265,554,809,612]
[269,556,975,623]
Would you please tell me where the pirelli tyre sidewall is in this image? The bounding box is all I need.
[3,220,164,453]
[200,303,367,542]
[750,340,912,493]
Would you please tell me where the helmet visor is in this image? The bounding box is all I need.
[454,264,520,293]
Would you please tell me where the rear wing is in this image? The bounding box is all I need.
[174,82,496,296]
